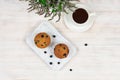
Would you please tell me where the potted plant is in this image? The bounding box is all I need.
[20,0,79,22]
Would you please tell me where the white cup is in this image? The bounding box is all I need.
[64,3,96,32]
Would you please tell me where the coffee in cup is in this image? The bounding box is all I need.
[72,8,88,24]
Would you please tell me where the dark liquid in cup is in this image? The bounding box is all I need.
[72,8,88,24]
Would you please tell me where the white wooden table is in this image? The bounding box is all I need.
[0,0,120,80]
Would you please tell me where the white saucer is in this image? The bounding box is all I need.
[64,3,96,32]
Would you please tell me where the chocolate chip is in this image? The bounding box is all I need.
[57,62,60,64]
[41,44,44,46]
[63,53,67,57]
[50,55,53,58]
[63,47,66,50]
[49,62,53,65]
[59,44,62,46]
[84,43,88,46]
[41,35,44,38]
[35,42,37,44]
[70,69,72,71]
[52,35,56,38]
[46,35,48,37]
[44,51,47,54]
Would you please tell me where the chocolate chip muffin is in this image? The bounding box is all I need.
[54,43,69,59]
[34,32,51,48]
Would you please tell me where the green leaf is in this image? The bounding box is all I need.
[36,0,47,6]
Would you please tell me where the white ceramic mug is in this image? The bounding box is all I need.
[64,3,96,32]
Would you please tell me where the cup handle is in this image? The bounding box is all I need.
[89,12,96,16]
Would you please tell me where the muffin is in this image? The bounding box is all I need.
[34,32,51,48]
[54,43,69,59]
